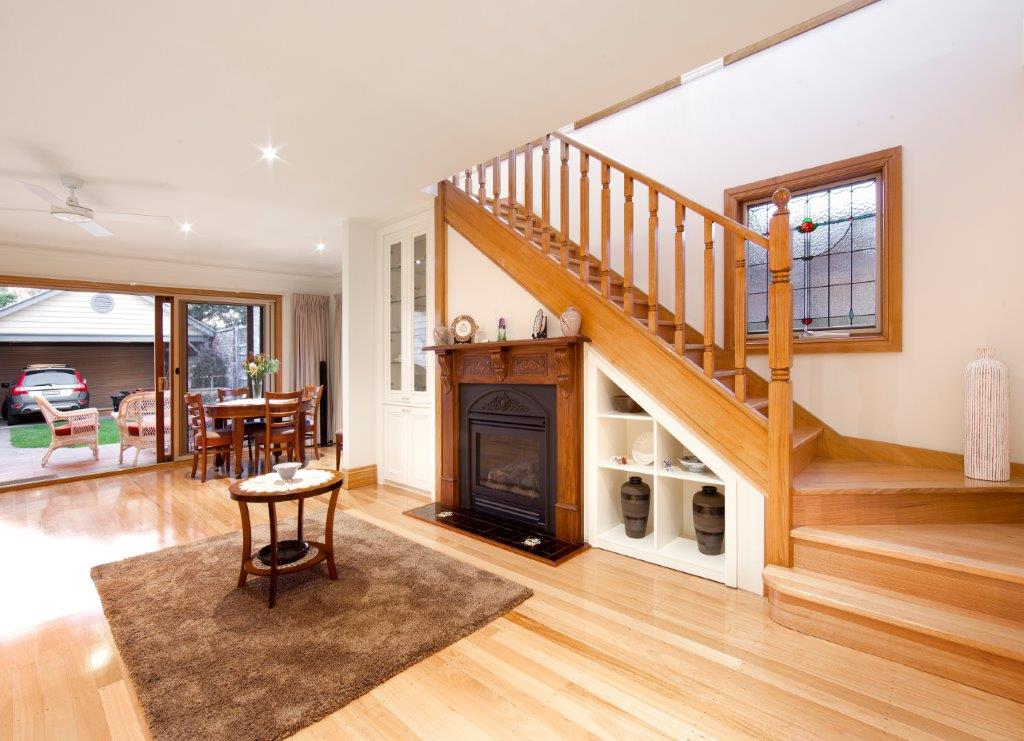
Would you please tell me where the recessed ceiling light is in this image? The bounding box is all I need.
[260,144,280,163]
[179,222,193,234]
[315,242,326,252]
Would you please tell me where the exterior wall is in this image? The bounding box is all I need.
[0,342,153,411]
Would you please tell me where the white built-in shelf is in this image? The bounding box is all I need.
[596,524,657,554]
[587,356,737,587]
[597,412,653,421]
[658,537,726,577]
[656,468,724,486]
[598,461,656,475]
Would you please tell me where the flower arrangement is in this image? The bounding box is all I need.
[242,353,279,398]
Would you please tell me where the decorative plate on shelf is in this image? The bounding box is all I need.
[450,314,478,343]
[630,430,655,466]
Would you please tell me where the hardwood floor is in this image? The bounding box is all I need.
[3,460,1023,739]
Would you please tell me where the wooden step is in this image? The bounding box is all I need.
[746,396,769,413]
[793,459,1024,527]
[764,564,1024,703]
[793,524,1024,622]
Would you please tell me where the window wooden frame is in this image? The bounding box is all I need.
[723,147,902,354]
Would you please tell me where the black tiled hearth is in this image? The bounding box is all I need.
[404,502,587,566]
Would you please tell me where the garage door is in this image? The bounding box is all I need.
[0,342,153,411]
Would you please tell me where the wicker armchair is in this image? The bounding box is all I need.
[34,395,99,467]
[115,391,159,465]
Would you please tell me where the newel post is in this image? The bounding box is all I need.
[766,188,794,568]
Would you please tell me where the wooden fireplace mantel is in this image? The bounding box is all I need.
[427,336,588,543]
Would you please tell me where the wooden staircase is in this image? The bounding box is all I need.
[440,133,1024,703]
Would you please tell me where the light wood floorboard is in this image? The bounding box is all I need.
[2,458,1023,739]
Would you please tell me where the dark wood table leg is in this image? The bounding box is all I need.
[232,417,244,478]
[268,502,278,608]
[324,486,340,581]
[296,497,304,542]
[237,500,251,588]
[297,415,307,465]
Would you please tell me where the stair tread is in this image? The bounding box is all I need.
[793,425,823,448]
[764,565,1024,660]
[746,396,769,410]
[794,458,1024,495]
[793,524,1024,585]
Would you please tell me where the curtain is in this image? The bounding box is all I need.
[292,293,333,434]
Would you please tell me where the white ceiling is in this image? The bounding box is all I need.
[0,1,846,278]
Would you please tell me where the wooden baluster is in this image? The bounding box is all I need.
[733,230,748,402]
[507,150,517,231]
[674,202,686,354]
[559,140,570,268]
[767,188,794,568]
[541,135,551,254]
[464,168,472,195]
[703,219,715,376]
[579,152,590,284]
[623,176,634,315]
[647,188,659,333]
[524,141,534,241]
[492,156,501,216]
[477,162,486,205]
[600,163,610,297]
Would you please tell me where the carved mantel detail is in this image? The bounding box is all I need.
[437,351,453,394]
[489,348,508,382]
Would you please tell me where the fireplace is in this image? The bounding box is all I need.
[422,335,586,549]
[460,385,556,531]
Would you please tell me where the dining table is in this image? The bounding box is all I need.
[205,396,310,478]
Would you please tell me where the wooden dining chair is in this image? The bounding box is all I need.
[302,384,324,460]
[185,393,232,483]
[252,390,303,474]
[217,387,262,463]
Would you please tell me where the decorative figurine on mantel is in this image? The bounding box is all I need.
[497,317,507,342]
[531,308,547,339]
[559,306,582,336]
[450,314,478,344]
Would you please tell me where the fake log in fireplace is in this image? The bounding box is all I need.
[461,385,556,531]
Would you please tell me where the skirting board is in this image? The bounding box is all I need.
[343,464,377,490]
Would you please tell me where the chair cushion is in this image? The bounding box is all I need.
[126,415,158,436]
[194,428,229,444]
[53,425,72,437]
[252,426,296,441]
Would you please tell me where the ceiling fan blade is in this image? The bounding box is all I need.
[0,207,49,213]
[77,220,113,237]
[18,180,64,206]
[94,211,172,225]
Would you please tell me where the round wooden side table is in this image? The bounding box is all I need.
[229,469,345,608]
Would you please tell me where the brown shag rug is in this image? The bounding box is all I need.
[91,510,532,741]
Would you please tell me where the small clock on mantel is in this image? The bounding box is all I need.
[450,314,478,343]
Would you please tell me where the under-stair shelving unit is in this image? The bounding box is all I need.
[586,348,762,589]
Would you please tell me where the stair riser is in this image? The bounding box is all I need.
[793,491,1024,527]
[768,589,1024,704]
[794,540,1024,622]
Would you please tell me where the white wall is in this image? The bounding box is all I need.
[569,0,1024,459]
[447,226,562,341]
[2,243,338,397]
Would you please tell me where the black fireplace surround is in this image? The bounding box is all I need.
[459,384,557,532]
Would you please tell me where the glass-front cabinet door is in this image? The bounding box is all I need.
[382,223,432,404]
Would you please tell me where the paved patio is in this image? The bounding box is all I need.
[0,435,158,486]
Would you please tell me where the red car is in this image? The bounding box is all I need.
[1,364,90,424]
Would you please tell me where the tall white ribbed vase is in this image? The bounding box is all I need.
[964,347,1009,481]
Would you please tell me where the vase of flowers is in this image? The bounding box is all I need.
[243,353,280,399]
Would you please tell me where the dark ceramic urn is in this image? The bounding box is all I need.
[692,485,725,555]
[620,476,651,539]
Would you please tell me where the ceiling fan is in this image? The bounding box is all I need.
[0,176,172,237]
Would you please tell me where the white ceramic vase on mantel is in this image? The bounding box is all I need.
[964,347,1010,481]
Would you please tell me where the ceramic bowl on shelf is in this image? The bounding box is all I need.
[679,456,707,473]
[610,394,644,414]
[273,462,302,482]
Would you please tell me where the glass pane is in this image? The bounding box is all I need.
[412,233,427,393]
[745,176,879,334]
[389,240,403,392]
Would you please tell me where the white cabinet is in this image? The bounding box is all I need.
[382,224,432,406]
[381,402,432,493]
[379,214,435,496]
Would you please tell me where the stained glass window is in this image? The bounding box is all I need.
[744,177,879,335]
